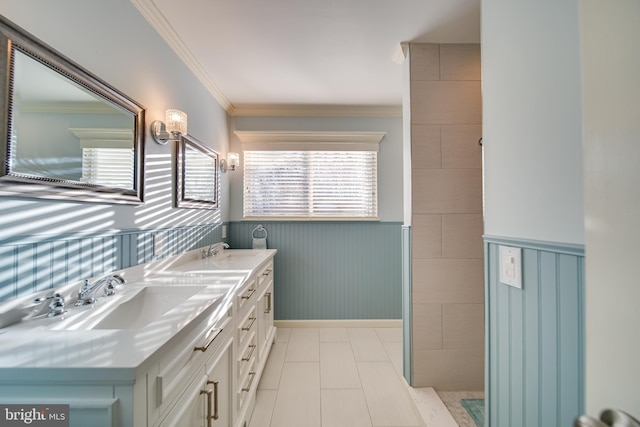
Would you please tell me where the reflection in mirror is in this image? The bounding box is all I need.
[0,15,145,204]
[176,135,219,209]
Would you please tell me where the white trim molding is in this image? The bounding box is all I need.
[234,130,387,151]
[130,0,232,112]
[274,319,402,329]
[131,0,404,119]
[230,104,402,118]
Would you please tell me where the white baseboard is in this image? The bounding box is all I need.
[274,319,402,328]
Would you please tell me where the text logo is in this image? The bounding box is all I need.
[0,405,69,426]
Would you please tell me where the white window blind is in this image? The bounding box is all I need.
[81,148,134,189]
[243,150,378,219]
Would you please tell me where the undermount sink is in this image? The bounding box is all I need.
[91,285,205,330]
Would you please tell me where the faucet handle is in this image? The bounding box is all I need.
[34,293,67,317]
[104,279,119,296]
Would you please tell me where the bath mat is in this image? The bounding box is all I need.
[461,398,485,427]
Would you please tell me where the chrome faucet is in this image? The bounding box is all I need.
[75,274,126,306]
[201,242,230,259]
[34,293,67,317]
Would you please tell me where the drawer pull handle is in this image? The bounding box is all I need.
[207,380,219,421]
[200,389,213,427]
[242,344,256,362]
[194,328,222,352]
[262,269,272,276]
[265,292,272,314]
[241,317,256,331]
[241,288,256,300]
[242,371,256,392]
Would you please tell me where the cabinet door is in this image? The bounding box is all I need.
[158,374,207,427]
[205,338,232,427]
[257,281,275,361]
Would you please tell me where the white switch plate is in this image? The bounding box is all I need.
[221,224,227,239]
[499,245,522,288]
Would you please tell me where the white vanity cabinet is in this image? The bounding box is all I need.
[157,334,233,427]
[148,308,233,427]
[233,260,276,427]
[256,263,275,362]
[0,249,277,427]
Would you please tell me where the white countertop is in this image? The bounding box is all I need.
[0,248,277,384]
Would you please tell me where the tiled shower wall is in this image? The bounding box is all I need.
[0,223,223,301]
[409,43,484,390]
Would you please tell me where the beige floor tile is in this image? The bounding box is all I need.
[320,327,350,342]
[321,389,373,427]
[249,389,277,427]
[375,327,402,343]
[348,328,389,362]
[270,362,321,427]
[258,342,287,390]
[382,342,403,377]
[285,328,319,361]
[357,362,424,427]
[320,342,361,389]
[276,328,291,342]
[251,327,458,427]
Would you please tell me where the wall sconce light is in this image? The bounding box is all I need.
[220,152,239,173]
[151,109,188,145]
[228,152,240,171]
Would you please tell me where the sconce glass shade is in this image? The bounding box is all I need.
[151,109,188,145]
[228,152,240,171]
[165,109,188,135]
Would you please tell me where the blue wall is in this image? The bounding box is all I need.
[485,236,584,427]
[0,223,223,301]
[230,221,402,320]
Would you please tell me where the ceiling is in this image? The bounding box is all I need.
[132,0,480,115]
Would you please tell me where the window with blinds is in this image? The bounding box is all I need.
[81,148,134,189]
[243,150,378,219]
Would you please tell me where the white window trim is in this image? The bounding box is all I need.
[234,130,385,151]
[237,130,385,221]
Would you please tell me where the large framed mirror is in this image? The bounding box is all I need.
[176,135,219,209]
[0,15,145,204]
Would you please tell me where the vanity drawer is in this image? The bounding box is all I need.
[237,331,257,383]
[257,262,273,288]
[237,356,257,411]
[236,306,257,348]
[236,278,257,310]
[148,308,232,426]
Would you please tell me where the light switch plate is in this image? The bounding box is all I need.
[499,245,522,288]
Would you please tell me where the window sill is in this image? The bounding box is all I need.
[241,216,380,222]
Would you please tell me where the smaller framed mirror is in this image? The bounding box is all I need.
[176,135,219,209]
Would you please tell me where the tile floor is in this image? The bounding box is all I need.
[249,327,458,427]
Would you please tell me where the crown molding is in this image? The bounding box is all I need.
[230,104,402,118]
[131,1,403,119]
[392,42,409,64]
[130,0,233,113]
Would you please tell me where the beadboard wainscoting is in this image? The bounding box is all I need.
[485,236,585,427]
[401,225,413,383]
[229,221,402,320]
[0,223,223,301]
